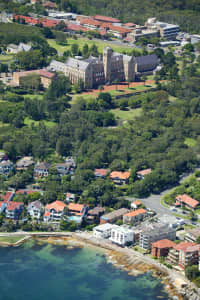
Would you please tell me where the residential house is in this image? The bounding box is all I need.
[55,163,71,176]
[68,203,86,216]
[0,160,14,176]
[16,156,34,171]
[137,168,152,179]
[131,200,142,210]
[110,226,134,246]
[151,239,176,258]
[185,227,200,243]
[34,162,51,178]
[139,223,176,250]
[7,43,32,54]
[43,1,57,9]
[167,242,200,269]
[27,200,43,219]
[6,202,23,219]
[43,200,66,222]
[66,192,75,202]
[123,208,147,225]
[94,169,109,178]
[109,171,130,185]
[93,223,118,239]
[175,194,199,210]
[100,208,129,224]
[87,206,105,223]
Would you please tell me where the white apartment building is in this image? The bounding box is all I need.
[93,223,118,239]
[110,226,134,246]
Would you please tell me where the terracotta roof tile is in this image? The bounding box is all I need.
[110,171,130,180]
[68,203,84,212]
[7,202,23,211]
[137,168,152,176]
[176,194,199,209]
[45,200,66,212]
[124,208,147,217]
[152,239,176,249]
[94,15,121,23]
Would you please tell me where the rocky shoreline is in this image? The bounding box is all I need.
[0,231,200,300]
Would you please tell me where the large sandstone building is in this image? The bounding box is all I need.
[49,47,158,88]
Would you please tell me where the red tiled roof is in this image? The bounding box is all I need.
[124,208,147,217]
[137,168,152,176]
[124,22,136,27]
[152,239,176,249]
[110,171,130,180]
[174,242,196,252]
[44,211,50,217]
[43,1,57,8]
[107,25,131,34]
[40,69,55,78]
[1,192,13,203]
[45,200,66,212]
[94,169,108,177]
[134,200,142,205]
[68,203,84,212]
[67,23,89,32]
[94,15,121,23]
[7,202,23,211]
[176,194,199,209]
[80,18,101,27]
[14,69,54,79]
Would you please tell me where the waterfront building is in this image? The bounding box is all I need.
[27,200,43,219]
[93,223,118,239]
[139,223,176,250]
[151,239,176,258]
[43,200,66,222]
[110,226,134,246]
[6,202,23,219]
[100,208,129,224]
[87,207,105,223]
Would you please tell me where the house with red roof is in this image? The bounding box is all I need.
[94,169,109,178]
[123,208,147,224]
[6,202,23,219]
[44,200,66,222]
[68,203,85,216]
[131,200,142,210]
[79,18,101,30]
[110,171,130,185]
[43,1,57,9]
[151,239,176,258]
[137,168,152,179]
[175,194,199,210]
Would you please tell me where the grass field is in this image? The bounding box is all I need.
[110,108,142,121]
[48,38,141,55]
[24,117,56,128]
[0,235,25,244]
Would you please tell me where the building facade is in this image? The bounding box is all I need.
[110,226,134,246]
[49,47,158,88]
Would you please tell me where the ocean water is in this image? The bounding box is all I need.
[0,240,169,300]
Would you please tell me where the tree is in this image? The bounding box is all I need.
[56,137,72,156]
[20,74,42,91]
[55,31,66,44]
[90,44,98,57]
[82,43,89,58]
[55,20,66,31]
[113,78,120,90]
[74,79,84,93]
[16,50,45,70]
[42,27,54,39]
[71,43,79,56]
[185,265,200,280]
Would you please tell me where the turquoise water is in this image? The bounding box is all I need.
[0,240,169,300]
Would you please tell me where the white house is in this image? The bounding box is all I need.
[66,192,75,202]
[110,226,134,246]
[27,200,43,219]
[93,223,118,239]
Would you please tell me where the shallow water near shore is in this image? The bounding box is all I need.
[0,240,169,300]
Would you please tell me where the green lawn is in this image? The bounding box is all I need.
[110,108,142,121]
[48,38,141,55]
[0,235,25,244]
[24,117,56,128]
[0,54,14,63]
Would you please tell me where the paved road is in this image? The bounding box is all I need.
[126,170,200,220]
